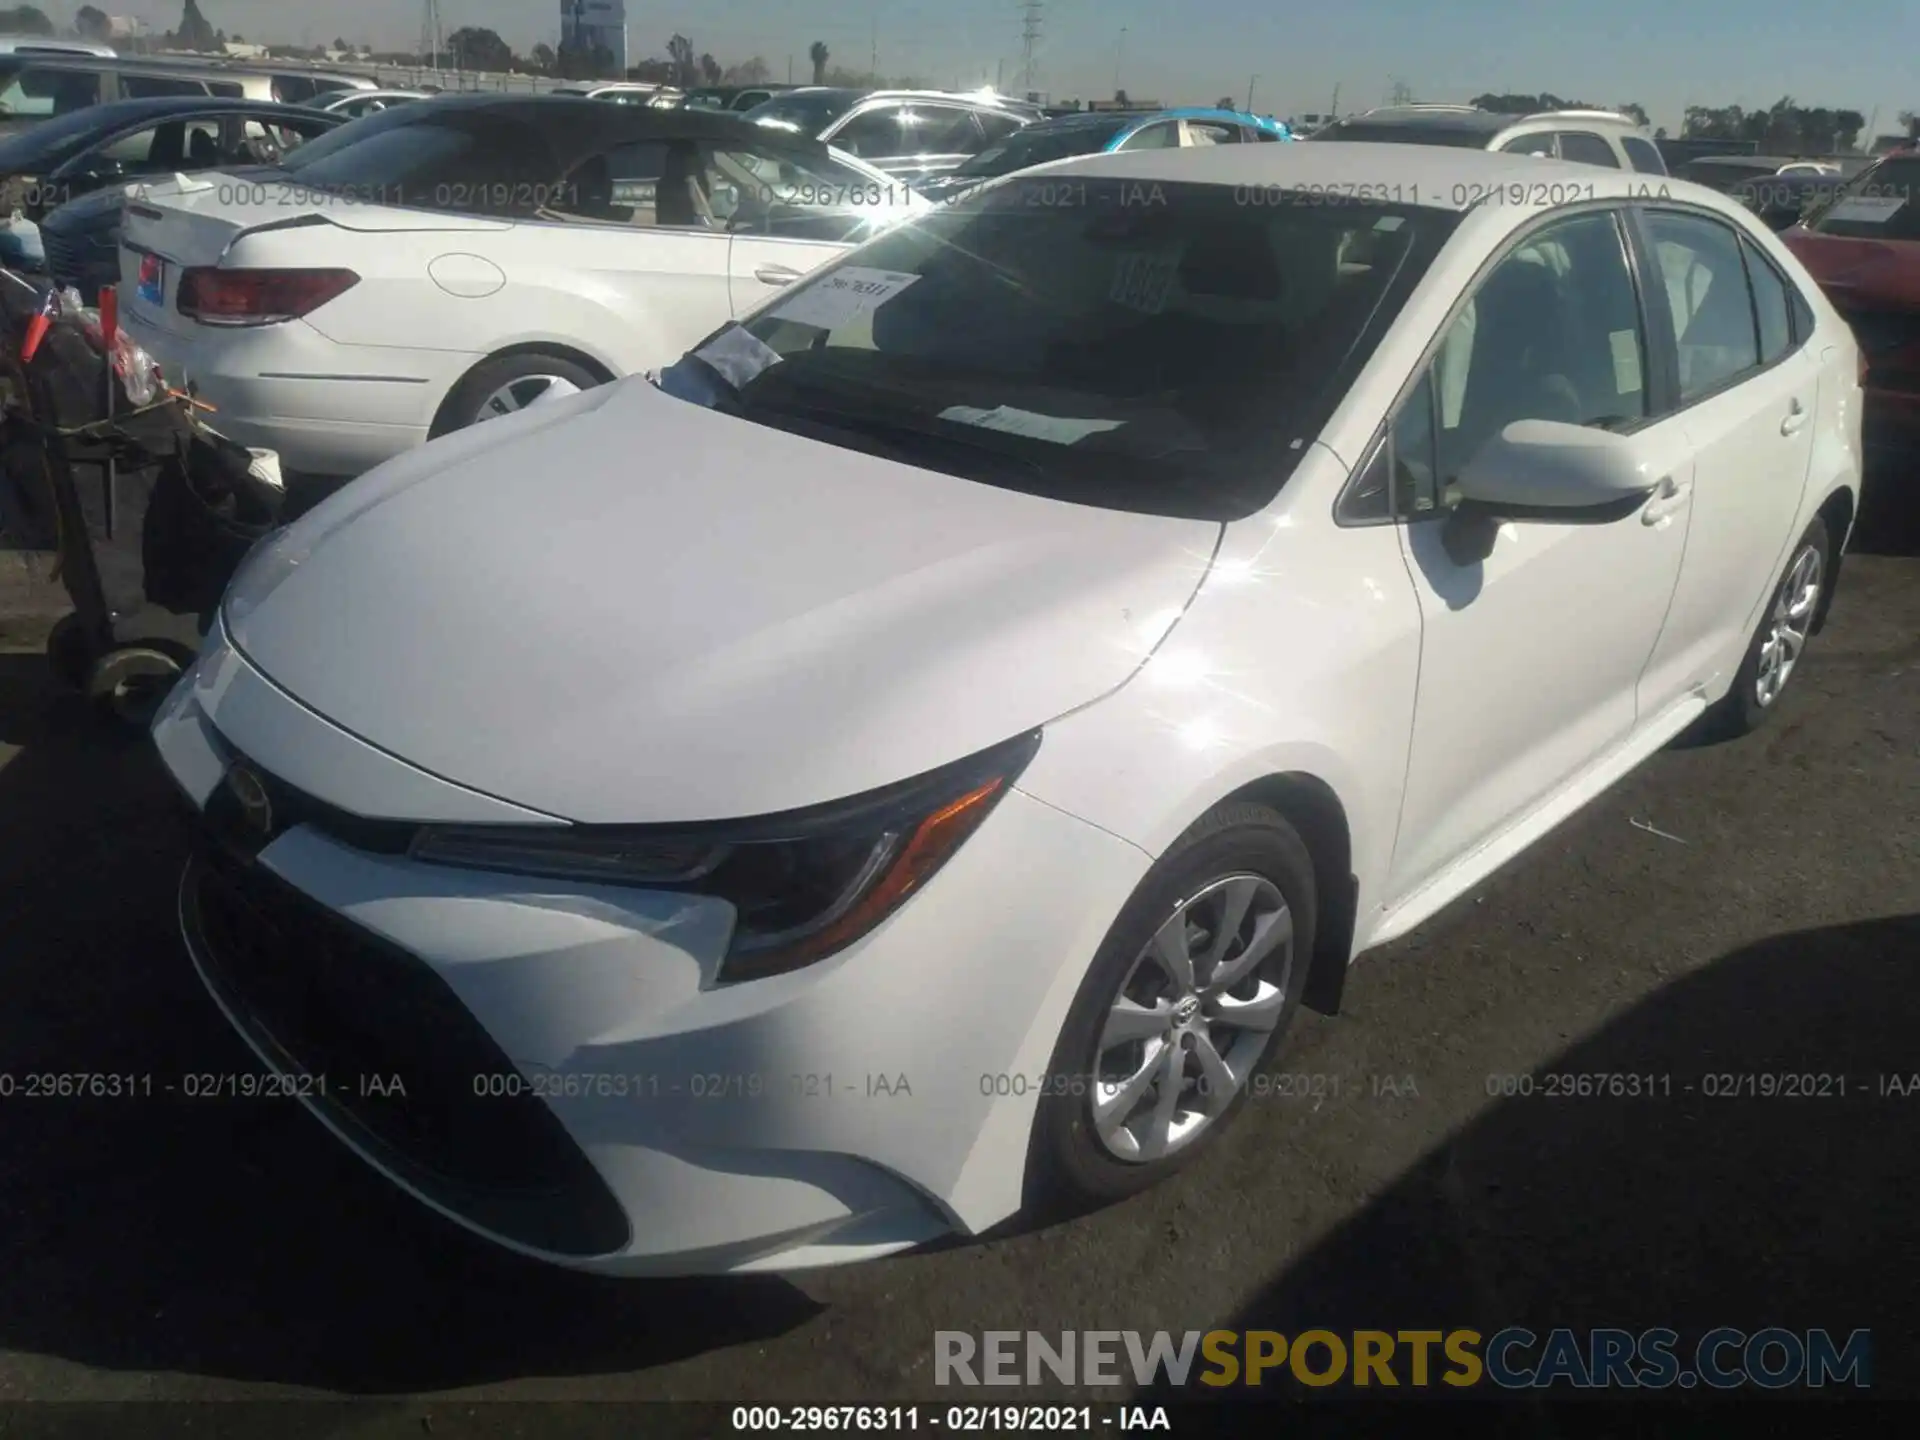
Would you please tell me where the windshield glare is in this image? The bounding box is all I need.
[744,92,856,136]
[955,122,1127,177]
[665,176,1454,521]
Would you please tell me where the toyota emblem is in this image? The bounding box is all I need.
[224,763,273,839]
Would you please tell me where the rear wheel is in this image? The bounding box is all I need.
[1707,516,1830,738]
[432,353,604,437]
[1027,802,1316,1214]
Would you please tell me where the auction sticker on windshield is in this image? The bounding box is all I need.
[769,266,920,330]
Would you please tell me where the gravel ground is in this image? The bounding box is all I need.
[0,464,1915,1434]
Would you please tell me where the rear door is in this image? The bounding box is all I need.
[1630,207,1819,710]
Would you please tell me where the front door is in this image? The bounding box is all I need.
[1387,208,1693,901]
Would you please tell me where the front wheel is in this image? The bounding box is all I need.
[1026,801,1316,1215]
[430,353,604,437]
[1707,515,1830,738]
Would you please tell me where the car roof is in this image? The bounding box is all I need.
[356,93,840,159]
[0,95,339,168]
[1052,142,1719,212]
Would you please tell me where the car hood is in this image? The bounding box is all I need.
[222,378,1221,824]
[1783,229,1920,309]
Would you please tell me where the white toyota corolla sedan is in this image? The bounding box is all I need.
[153,142,1862,1275]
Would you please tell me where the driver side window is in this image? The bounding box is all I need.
[703,145,888,243]
[1390,209,1649,517]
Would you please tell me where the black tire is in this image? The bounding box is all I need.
[85,644,189,729]
[1705,515,1831,739]
[1027,801,1317,1215]
[430,353,604,438]
[45,613,94,691]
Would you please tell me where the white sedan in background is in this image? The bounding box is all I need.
[318,88,434,119]
[155,143,1860,1276]
[118,95,922,481]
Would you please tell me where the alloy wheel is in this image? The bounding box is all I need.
[474,375,582,422]
[1754,541,1823,709]
[1091,873,1294,1163]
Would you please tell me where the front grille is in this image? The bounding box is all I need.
[183,841,632,1258]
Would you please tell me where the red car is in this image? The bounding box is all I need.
[1781,152,1920,438]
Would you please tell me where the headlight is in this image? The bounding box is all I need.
[410,729,1041,983]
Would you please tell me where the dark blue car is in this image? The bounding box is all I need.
[916,107,1292,203]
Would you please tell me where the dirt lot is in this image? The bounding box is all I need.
[0,468,1915,1433]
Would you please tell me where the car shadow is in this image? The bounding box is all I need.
[1136,911,1920,1409]
[0,650,821,1392]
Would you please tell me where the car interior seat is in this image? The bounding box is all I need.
[657,145,715,227]
[186,128,221,168]
[1448,259,1584,478]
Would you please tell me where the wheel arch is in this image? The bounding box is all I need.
[429,342,621,434]
[1810,483,1855,635]
[1201,771,1358,1017]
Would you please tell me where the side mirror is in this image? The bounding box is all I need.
[1454,419,1655,513]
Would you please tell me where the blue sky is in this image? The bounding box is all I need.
[105,1,1915,137]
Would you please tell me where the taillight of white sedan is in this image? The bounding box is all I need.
[154,142,1861,1275]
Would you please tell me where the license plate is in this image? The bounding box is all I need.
[136,252,165,307]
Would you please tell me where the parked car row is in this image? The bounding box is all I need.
[144,136,1864,1278]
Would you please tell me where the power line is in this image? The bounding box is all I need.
[1019,0,1042,97]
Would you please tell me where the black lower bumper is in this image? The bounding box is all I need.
[181,843,632,1259]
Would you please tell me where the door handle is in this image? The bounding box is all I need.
[754,264,802,286]
[1780,399,1809,436]
[1641,475,1693,526]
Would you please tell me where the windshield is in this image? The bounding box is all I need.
[278,107,561,215]
[1804,157,1920,240]
[745,90,859,136]
[1308,119,1496,148]
[953,120,1129,178]
[659,176,1455,521]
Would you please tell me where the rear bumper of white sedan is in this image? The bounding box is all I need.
[124,310,479,477]
[153,625,1151,1275]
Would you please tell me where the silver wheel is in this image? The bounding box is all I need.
[474,374,582,422]
[1092,873,1294,1163]
[1754,541,1823,709]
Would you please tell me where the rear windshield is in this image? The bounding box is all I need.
[661,176,1456,521]
[276,108,562,215]
[1308,119,1495,148]
[1806,157,1920,241]
[953,120,1129,178]
[745,91,858,136]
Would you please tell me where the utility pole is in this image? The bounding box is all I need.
[787,55,793,83]
[1329,82,1341,120]
[1114,26,1126,93]
[417,0,442,73]
[870,15,877,82]
[1020,0,1043,99]
[1247,74,1258,112]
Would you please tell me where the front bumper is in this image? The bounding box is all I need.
[153,624,1150,1275]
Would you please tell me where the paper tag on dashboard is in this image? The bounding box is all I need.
[691,323,783,389]
[939,405,1125,444]
[769,266,921,330]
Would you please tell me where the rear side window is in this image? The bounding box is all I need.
[1556,132,1620,168]
[122,75,210,99]
[1622,137,1667,175]
[273,76,323,104]
[277,113,562,215]
[1740,236,1794,363]
[831,105,910,158]
[0,64,103,118]
[1500,132,1556,157]
[1117,120,1181,151]
[976,111,1025,143]
[1645,211,1761,400]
